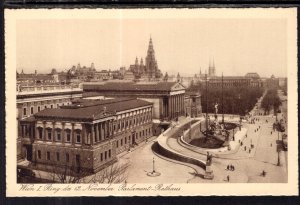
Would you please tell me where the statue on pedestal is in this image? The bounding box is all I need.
[204,152,214,179]
[214,103,219,120]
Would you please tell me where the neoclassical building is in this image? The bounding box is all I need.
[17,86,83,162]
[20,98,153,173]
[83,81,186,120]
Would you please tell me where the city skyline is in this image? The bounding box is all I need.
[17,18,287,78]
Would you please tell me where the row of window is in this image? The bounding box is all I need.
[114,113,152,132]
[116,127,152,148]
[22,102,72,116]
[100,149,112,162]
[37,128,81,143]
[37,150,73,163]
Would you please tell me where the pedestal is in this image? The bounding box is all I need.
[203,165,214,179]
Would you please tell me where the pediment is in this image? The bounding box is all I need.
[171,82,186,91]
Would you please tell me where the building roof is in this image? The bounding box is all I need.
[83,81,183,92]
[245,72,260,79]
[34,98,153,121]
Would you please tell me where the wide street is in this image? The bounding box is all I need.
[119,90,288,183]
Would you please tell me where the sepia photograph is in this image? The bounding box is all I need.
[5,8,298,196]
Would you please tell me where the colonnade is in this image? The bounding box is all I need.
[163,93,185,119]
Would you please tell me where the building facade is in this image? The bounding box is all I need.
[82,81,186,120]
[184,92,202,118]
[17,86,83,162]
[20,98,153,173]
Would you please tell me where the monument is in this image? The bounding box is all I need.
[203,152,214,179]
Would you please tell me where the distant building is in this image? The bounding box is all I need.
[129,37,162,81]
[265,74,280,89]
[184,91,202,118]
[20,98,153,173]
[208,58,216,77]
[82,81,186,120]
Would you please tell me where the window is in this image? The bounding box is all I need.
[38,128,43,139]
[56,129,61,141]
[57,104,59,108]
[38,106,41,112]
[76,131,81,143]
[37,150,41,159]
[47,129,52,140]
[46,151,50,160]
[65,130,71,142]
[100,153,103,161]
[66,153,69,162]
[125,137,127,144]
[44,105,47,109]
[109,150,111,158]
[116,140,119,148]
[121,139,123,146]
[30,107,34,115]
[23,108,27,116]
[105,151,107,160]
[56,152,60,161]
[50,105,53,108]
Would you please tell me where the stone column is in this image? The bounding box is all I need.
[91,124,95,146]
[95,123,99,143]
[101,122,104,140]
[168,97,171,119]
[62,123,65,145]
[43,122,46,141]
[52,122,55,142]
[71,123,75,145]
[35,125,38,140]
[82,124,86,145]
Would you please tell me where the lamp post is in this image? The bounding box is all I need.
[275,120,283,166]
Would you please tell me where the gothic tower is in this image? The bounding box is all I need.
[208,57,216,77]
[145,37,159,79]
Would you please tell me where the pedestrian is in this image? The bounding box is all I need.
[271,131,272,135]
[227,175,230,182]
[227,165,230,170]
[230,165,233,171]
[232,166,235,171]
[244,146,246,151]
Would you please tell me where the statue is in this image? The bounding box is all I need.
[204,151,214,179]
[206,152,213,166]
[214,103,219,114]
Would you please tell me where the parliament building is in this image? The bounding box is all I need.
[19,98,153,173]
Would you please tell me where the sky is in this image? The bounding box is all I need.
[16,18,287,77]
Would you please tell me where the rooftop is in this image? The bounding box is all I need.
[34,98,153,121]
[83,81,183,92]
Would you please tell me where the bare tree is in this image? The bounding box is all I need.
[87,161,130,184]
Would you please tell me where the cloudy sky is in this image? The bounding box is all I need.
[16,15,287,77]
